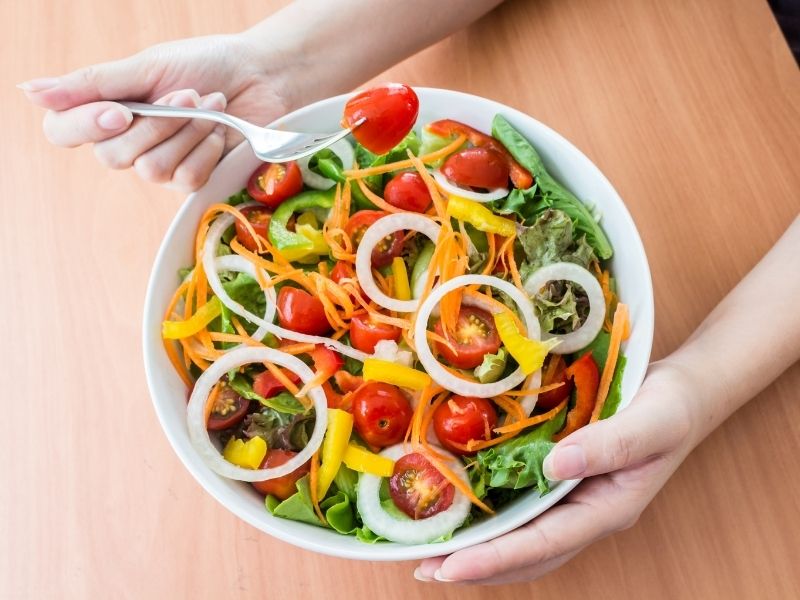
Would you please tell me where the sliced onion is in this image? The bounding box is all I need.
[203,212,368,362]
[355,213,441,313]
[214,255,276,345]
[523,262,605,354]
[297,139,355,190]
[414,274,542,399]
[432,169,509,203]
[187,346,327,482]
[356,444,471,544]
[373,339,414,367]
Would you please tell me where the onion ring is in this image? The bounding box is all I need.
[213,254,276,345]
[355,212,441,313]
[523,262,605,354]
[187,346,327,482]
[432,169,508,203]
[297,139,355,190]
[414,274,542,400]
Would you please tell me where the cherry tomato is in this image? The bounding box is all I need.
[277,287,331,336]
[253,368,301,399]
[344,210,403,268]
[441,147,510,189]
[383,172,432,213]
[234,205,271,252]
[352,382,413,447]
[207,384,249,431]
[537,355,574,410]
[349,313,401,354]
[433,306,501,369]
[330,260,362,298]
[343,83,419,155]
[433,396,498,456]
[388,452,455,519]
[246,161,303,209]
[251,450,310,499]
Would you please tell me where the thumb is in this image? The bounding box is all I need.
[542,383,691,480]
[19,54,151,111]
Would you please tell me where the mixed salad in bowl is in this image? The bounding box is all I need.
[160,84,630,545]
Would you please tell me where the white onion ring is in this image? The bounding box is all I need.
[432,169,509,202]
[213,254,276,345]
[203,211,368,362]
[356,444,471,544]
[187,346,327,482]
[297,139,355,190]
[414,274,542,400]
[523,262,606,354]
[355,213,441,313]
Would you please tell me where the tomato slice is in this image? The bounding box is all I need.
[537,355,574,410]
[207,384,249,431]
[251,450,310,499]
[246,161,303,209]
[349,313,401,354]
[383,172,432,213]
[343,83,419,155]
[441,147,510,189]
[352,382,413,448]
[433,306,502,369]
[234,205,271,252]
[344,210,403,268]
[253,368,301,399]
[433,396,498,456]
[276,287,331,336]
[388,452,455,519]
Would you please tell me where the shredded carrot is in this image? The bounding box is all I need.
[591,303,629,422]
[424,452,493,514]
[504,232,524,291]
[296,370,329,400]
[208,332,262,347]
[309,450,327,524]
[493,399,568,435]
[204,382,223,426]
[502,381,566,397]
[318,261,329,278]
[407,152,448,219]
[492,395,526,423]
[481,232,497,275]
[343,134,466,179]
[354,178,401,213]
[279,343,316,355]
[162,280,193,386]
[331,328,348,341]
[263,362,302,397]
[418,391,452,462]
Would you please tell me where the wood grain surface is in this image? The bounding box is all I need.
[2,0,798,598]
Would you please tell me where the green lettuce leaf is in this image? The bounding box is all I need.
[600,355,627,420]
[474,348,508,383]
[490,185,539,223]
[228,374,306,415]
[518,209,575,272]
[220,273,267,337]
[266,475,322,527]
[320,492,357,534]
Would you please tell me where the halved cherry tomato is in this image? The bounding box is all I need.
[252,450,310,499]
[433,306,501,369]
[246,161,303,209]
[309,346,344,378]
[441,147,510,189]
[349,313,401,354]
[388,452,455,519]
[344,210,403,268]
[433,396,498,456]
[253,368,301,399]
[343,83,419,155]
[234,205,271,252]
[352,382,413,447]
[207,384,249,431]
[537,355,574,410]
[277,287,331,335]
[383,172,432,213]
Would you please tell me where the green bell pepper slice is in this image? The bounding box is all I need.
[268,190,335,259]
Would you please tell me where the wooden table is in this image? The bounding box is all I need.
[2,0,798,598]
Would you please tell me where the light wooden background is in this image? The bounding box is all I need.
[2,0,799,598]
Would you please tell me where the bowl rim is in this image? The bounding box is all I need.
[142,86,654,561]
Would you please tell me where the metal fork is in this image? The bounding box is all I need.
[120,102,362,163]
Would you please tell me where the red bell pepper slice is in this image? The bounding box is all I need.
[553,352,600,441]
[253,368,301,399]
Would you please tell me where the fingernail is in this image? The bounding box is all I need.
[17,77,60,92]
[97,107,132,130]
[433,569,454,582]
[413,567,433,582]
[168,90,201,107]
[200,92,227,110]
[543,444,587,481]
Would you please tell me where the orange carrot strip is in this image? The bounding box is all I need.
[502,381,566,397]
[204,381,223,425]
[355,178,402,213]
[492,395,526,423]
[343,134,467,179]
[309,450,327,524]
[591,303,629,422]
[493,399,567,435]
[424,452,493,514]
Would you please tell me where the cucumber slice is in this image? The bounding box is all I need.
[410,241,435,299]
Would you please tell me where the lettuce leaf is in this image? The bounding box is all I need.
[227,374,306,415]
[266,475,322,527]
[220,273,267,337]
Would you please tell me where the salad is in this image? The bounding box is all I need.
[161,84,630,545]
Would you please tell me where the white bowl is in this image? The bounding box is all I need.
[142,88,654,561]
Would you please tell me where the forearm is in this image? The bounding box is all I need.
[664,216,800,442]
[241,0,504,108]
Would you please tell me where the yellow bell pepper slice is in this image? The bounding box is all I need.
[275,223,330,261]
[317,408,354,497]
[363,359,432,390]
[494,311,560,375]
[446,195,517,238]
[391,257,411,301]
[162,296,222,339]
[342,443,395,477]
[222,436,267,470]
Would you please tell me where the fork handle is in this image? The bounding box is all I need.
[120,102,252,136]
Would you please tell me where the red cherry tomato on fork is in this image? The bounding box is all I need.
[276,287,331,336]
[383,172,432,213]
[251,450,310,499]
[352,382,413,448]
[349,313,401,354]
[234,205,271,252]
[388,452,455,519]
[433,396,498,456]
[441,147,510,189]
[342,83,419,155]
[433,306,501,369]
[344,210,404,268]
[246,161,303,209]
